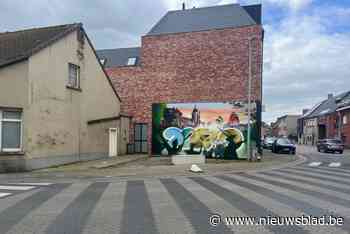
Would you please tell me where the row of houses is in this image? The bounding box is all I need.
[0,3,264,172]
[298,92,350,148]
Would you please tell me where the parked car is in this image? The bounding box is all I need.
[263,137,276,150]
[272,138,296,154]
[317,139,344,154]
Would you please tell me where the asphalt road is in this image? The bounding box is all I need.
[0,147,349,234]
[297,144,350,169]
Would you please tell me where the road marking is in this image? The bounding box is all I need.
[0,193,12,198]
[9,183,53,186]
[329,162,341,168]
[0,185,35,191]
[308,162,322,167]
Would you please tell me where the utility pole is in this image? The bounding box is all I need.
[247,37,256,161]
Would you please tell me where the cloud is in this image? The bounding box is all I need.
[0,0,168,48]
[264,0,313,11]
[263,5,350,123]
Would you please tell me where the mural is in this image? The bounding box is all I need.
[152,102,260,159]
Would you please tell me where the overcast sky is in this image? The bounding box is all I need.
[1,0,349,124]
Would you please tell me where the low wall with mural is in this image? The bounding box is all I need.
[152,102,260,159]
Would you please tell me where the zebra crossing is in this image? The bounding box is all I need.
[0,166,350,234]
[307,161,343,168]
[0,183,52,198]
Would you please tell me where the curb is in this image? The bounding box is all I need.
[91,155,148,169]
[241,154,307,174]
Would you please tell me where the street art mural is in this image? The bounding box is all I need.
[152,102,261,159]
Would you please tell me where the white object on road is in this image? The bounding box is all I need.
[308,162,322,167]
[190,164,203,173]
[0,185,35,191]
[328,162,341,168]
[0,193,11,198]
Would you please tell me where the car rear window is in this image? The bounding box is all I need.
[326,139,342,144]
[277,138,291,144]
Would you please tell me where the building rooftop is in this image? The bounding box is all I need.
[0,23,81,68]
[147,4,261,36]
[97,4,261,68]
[304,92,350,118]
[96,47,141,68]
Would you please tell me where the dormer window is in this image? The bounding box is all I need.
[100,58,106,66]
[127,57,137,66]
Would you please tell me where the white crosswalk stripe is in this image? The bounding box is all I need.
[1,167,350,233]
[0,183,52,199]
[8,182,53,186]
[328,162,341,167]
[0,193,11,198]
[0,185,35,191]
[308,162,322,167]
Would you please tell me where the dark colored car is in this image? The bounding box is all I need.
[317,139,344,154]
[272,138,296,154]
[263,137,276,150]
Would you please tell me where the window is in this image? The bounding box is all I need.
[68,63,80,88]
[0,110,22,152]
[127,57,137,66]
[344,115,348,125]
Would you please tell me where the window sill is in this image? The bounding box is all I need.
[0,151,25,156]
[66,86,82,92]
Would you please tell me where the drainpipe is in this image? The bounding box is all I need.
[338,111,342,139]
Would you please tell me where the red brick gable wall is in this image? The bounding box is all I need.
[107,25,263,154]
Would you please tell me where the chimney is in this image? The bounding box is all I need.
[182,2,186,10]
[328,93,333,99]
[302,109,309,115]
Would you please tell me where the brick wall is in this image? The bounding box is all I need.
[107,25,264,154]
[341,109,350,148]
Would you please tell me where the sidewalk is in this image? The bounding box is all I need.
[0,150,304,182]
[36,154,149,172]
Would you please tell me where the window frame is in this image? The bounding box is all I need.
[68,63,80,89]
[0,110,23,152]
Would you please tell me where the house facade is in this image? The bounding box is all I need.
[337,92,350,147]
[298,92,350,148]
[0,24,130,172]
[271,115,300,140]
[98,4,264,156]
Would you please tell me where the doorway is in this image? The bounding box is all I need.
[134,123,148,153]
[109,128,118,157]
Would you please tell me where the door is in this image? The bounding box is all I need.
[134,123,148,153]
[109,128,118,157]
[318,125,326,140]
